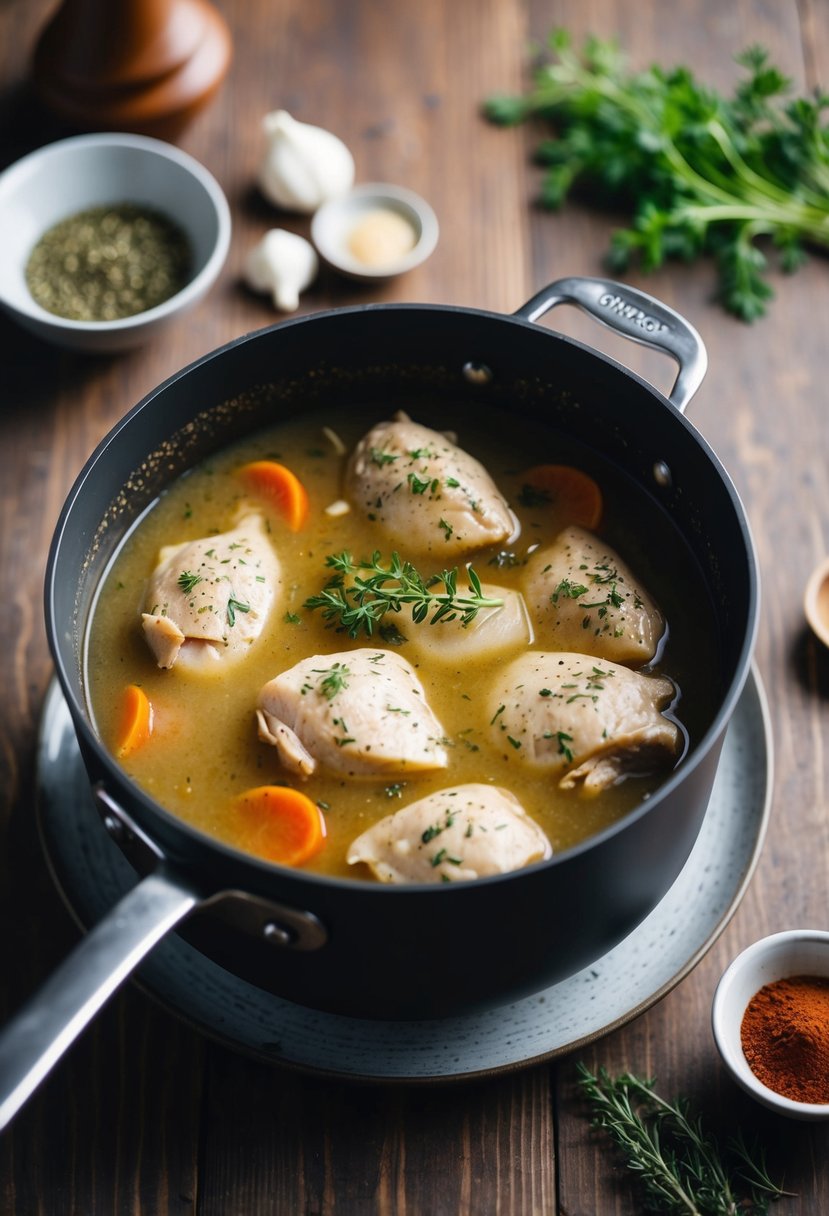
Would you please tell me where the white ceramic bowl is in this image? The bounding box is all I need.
[311,182,438,281]
[712,929,829,1120]
[0,133,231,352]
[804,555,829,649]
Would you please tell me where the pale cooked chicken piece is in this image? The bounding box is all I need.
[256,648,449,778]
[488,651,681,796]
[522,525,664,665]
[347,783,551,883]
[404,582,532,664]
[345,412,515,556]
[141,513,279,671]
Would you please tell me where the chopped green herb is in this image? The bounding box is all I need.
[408,472,432,495]
[312,662,351,700]
[226,596,251,627]
[552,578,588,603]
[177,570,203,594]
[556,731,575,762]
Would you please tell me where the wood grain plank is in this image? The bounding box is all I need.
[198,1057,554,1216]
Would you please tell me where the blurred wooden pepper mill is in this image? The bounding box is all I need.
[32,0,232,139]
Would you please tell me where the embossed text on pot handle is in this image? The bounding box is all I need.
[514,276,708,414]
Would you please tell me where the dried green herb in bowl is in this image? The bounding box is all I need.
[26,203,192,323]
[0,132,230,352]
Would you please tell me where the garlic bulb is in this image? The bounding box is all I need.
[258,110,355,213]
[243,229,318,311]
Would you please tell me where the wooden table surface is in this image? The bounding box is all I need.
[2,0,829,1211]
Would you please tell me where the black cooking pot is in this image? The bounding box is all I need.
[0,277,758,1128]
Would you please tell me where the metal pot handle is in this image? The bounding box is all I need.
[514,276,708,414]
[0,864,200,1132]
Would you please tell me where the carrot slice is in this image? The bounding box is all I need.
[240,460,309,531]
[116,684,153,758]
[519,464,603,529]
[232,785,326,866]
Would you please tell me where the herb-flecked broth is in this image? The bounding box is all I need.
[85,402,721,879]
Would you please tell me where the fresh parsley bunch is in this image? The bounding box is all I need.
[486,30,829,320]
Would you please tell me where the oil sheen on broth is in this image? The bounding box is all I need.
[85,403,719,881]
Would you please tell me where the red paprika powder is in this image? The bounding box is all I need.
[740,974,829,1104]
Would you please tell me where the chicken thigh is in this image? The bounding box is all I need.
[256,648,449,778]
[522,525,664,665]
[345,412,515,556]
[403,582,532,664]
[487,651,681,795]
[347,783,551,882]
[141,513,279,671]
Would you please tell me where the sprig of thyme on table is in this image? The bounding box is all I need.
[485,30,829,320]
[303,550,503,639]
[577,1064,791,1215]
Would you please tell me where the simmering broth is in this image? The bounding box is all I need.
[86,402,720,879]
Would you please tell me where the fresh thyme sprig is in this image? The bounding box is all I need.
[303,550,503,639]
[486,30,829,320]
[577,1064,790,1215]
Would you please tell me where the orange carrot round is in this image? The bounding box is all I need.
[519,464,603,529]
[240,460,309,531]
[116,684,153,758]
[232,785,326,866]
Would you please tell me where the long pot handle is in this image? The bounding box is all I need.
[514,275,708,413]
[0,865,199,1132]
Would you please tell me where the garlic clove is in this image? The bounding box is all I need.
[243,229,319,312]
[258,110,355,213]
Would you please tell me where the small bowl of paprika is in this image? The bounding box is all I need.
[712,929,829,1121]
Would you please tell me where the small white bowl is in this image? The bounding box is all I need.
[804,555,829,649]
[712,929,829,1120]
[311,182,438,281]
[0,132,231,352]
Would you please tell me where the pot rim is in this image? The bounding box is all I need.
[44,300,760,896]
